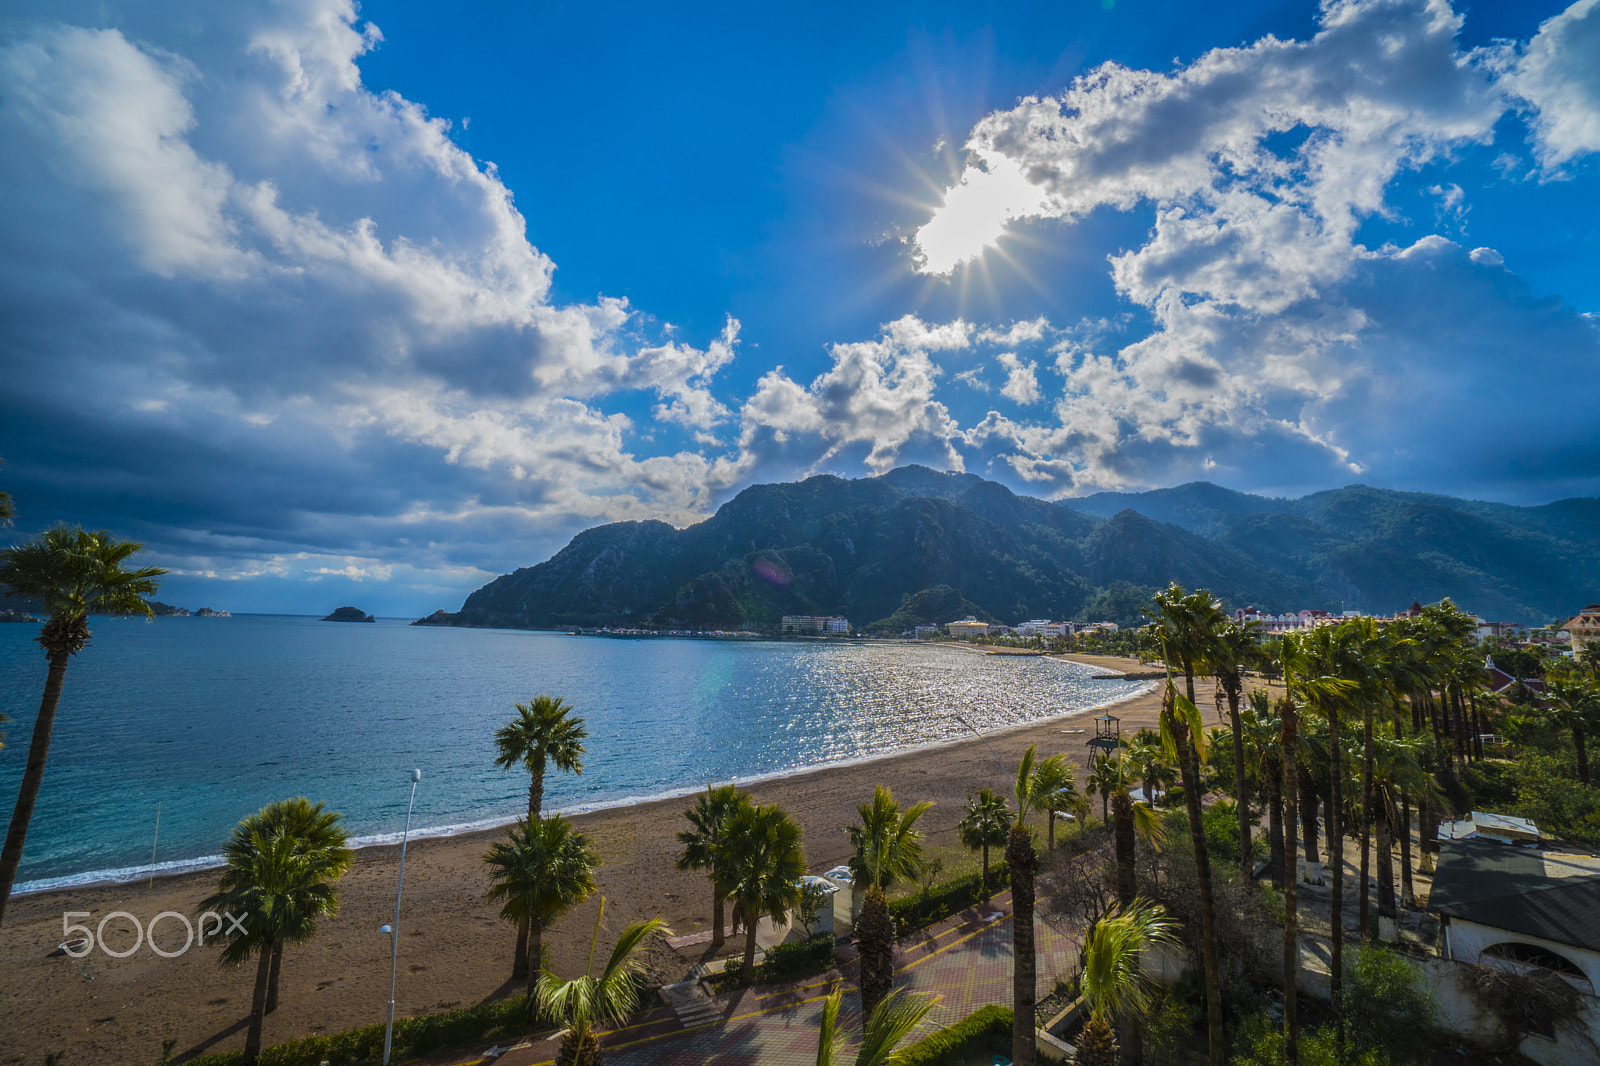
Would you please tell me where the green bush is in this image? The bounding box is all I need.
[889,861,1010,933]
[1509,753,1600,845]
[897,1004,1013,1066]
[1342,944,1437,1059]
[756,931,835,983]
[1231,1016,1387,1066]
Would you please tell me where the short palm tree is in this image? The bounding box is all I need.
[957,787,1012,902]
[1032,756,1083,849]
[675,783,749,949]
[815,987,937,1066]
[1075,900,1182,1066]
[0,526,165,927]
[1086,751,1119,824]
[200,808,350,1062]
[494,695,587,976]
[718,801,806,986]
[535,900,668,1066]
[221,798,352,1013]
[849,786,932,1018]
[484,815,599,996]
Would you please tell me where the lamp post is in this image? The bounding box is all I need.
[382,768,421,1066]
[949,712,1006,777]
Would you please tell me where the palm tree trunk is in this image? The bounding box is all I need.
[741,908,759,986]
[981,841,991,902]
[1281,701,1300,1065]
[1229,687,1251,879]
[1375,800,1396,933]
[513,914,530,979]
[265,941,285,1013]
[1266,754,1284,887]
[526,916,544,997]
[1575,728,1590,787]
[1179,729,1225,1066]
[0,652,69,929]
[1418,799,1439,874]
[1007,823,1037,1066]
[529,765,544,823]
[1048,810,1057,851]
[711,889,726,949]
[1328,703,1345,1049]
[1470,692,1484,761]
[1399,793,1415,909]
[1299,764,1321,884]
[1112,792,1136,905]
[857,885,894,1017]
[245,941,274,1062]
[1359,703,1374,942]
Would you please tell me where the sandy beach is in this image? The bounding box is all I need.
[0,651,1208,1066]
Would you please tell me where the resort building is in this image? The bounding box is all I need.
[913,623,940,638]
[946,617,998,639]
[781,615,850,635]
[1015,619,1068,638]
[1564,604,1600,660]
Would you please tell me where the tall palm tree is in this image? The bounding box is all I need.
[675,783,749,949]
[200,809,349,1062]
[1008,745,1066,1066]
[1074,900,1182,1066]
[1032,755,1082,849]
[221,798,352,1013]
[494,695,587,976]
[535,900,668,1066]
[484,815,599,995]
[719,801,806,986]
[0,526,164,928]
[1547,677,1600,785]
[815,988,937,1066]
[1235,691,1283,884]
[958,788,1012,902]
[1149,583,1226,1066]
[1212,620,1262,876]
[849,786,931,1017]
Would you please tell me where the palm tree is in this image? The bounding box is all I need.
[815,988,937,1066]
[200,807,350,1062]
[1124,734,1172,806]
[1149,583,1226,1066]
[719,800,806,986]
[484,815,599,995]
[957,788,1012,902]
[494,695,587,977]
[221,798,353,1013]
[535,900,668,1066]
[1236,692,1283,884]
[1087,751,1119,824]
[0,526,165,927]
[1547,677,1600,785]
[849,786,931,1017]
[675,783,749,949]
[1008,745,1066,1066]
[1032,755,1082,849]
[1074,900,1182,1066]
[1212,620,1262,877]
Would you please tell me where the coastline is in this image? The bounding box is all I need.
[0,653,1203,1065]
[12,652,1154,898]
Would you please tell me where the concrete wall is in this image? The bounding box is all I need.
[1419,951,1600,1066]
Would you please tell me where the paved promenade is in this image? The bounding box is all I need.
[472,890,1082,1066]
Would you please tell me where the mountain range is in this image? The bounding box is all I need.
[416,467,1600,632]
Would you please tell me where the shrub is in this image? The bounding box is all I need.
[888,861,1010,933]
[756,931,835,983]
[896,1004,1012,1066]
[1342,944,1437,1059]
[1231,1016,1387,1066]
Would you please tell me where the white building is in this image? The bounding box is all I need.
[947,617,999,639]
[1015,619,1068,638]
[782,615,849,635]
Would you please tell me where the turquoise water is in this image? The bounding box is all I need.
[0,616,1148,892]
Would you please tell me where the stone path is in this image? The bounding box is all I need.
[466,890,1082,1066]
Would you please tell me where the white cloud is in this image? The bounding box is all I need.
[1504,0,1600,169]
[996,353,1042,405]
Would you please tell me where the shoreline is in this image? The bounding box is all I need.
[13,654,1154,898]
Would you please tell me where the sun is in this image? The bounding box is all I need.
[913,154,1050,275]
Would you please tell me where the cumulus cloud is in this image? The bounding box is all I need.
[996,353,1042,405]
[908,0,1600,496]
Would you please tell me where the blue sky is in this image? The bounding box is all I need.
[1,0,1597,615]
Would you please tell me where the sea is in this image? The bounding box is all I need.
[0,615,1151,894]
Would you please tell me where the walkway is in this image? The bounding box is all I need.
[475,890,1081,1066]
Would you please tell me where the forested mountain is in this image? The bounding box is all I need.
[416,468,1600,632]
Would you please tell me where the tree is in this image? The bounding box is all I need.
[958,788,1013,902]
[1087,752,1119,824]
[1547,677,1600,786]
[535,901,668,1066]
[1075,900,1182,1066]
[675,783,749,949]
[849,785,931,1017]
[0,457,12,525]
[1032,755,1082,849]
[0,526,165,928]
[494,695,587,977]
[200,805,349,1062]
[484,815,599,996]
[720,801,806,986]
[1213,620,1262,877]
[222,798,352,1014]
[1009,745,1067,1066]
[815,987,937,1066]
[1149,582,1227,1066]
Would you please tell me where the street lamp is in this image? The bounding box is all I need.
[382,768,422,1066]
[949,712,1006,776]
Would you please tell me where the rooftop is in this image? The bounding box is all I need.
[1428,837,1600,952]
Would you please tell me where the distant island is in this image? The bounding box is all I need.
[322,606,376,623]
[194,607,231,617]
[412,466,1600,633]
[147,603,230,617]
